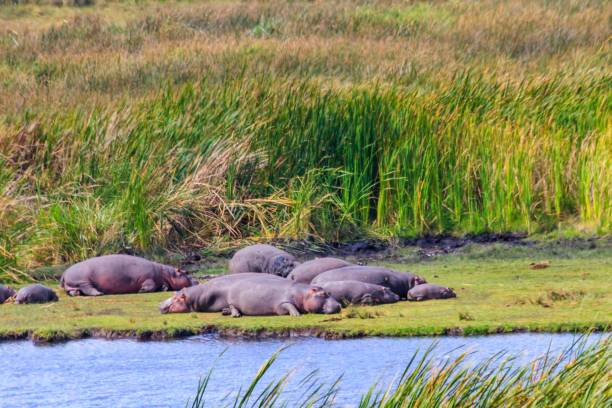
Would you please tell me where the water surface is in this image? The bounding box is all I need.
[0,333,601,407]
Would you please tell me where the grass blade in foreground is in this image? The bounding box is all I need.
[188,335,611,407]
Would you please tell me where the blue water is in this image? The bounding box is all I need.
[0,333,603,407]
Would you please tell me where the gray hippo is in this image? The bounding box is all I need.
[0,284,15,303]
[60,254,193,296]
[287,257,352,283]
[407,283,456,301]
[15,284,58,304]
[318,280,400,306]
[228,244,299,277]
[311,266,426,299]
[158,273,341,317]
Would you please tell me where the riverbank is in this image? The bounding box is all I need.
[2,244,610,344]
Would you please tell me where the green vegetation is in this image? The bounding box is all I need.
[187,337,612,407]
[1,0,611,281]
[1,247,610,341]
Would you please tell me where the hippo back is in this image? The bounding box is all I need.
[287,258,352,283]
[15,284,58,304]
[407,283,456,301]
[228,244,298,277]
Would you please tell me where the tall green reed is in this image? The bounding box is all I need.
[1,72,611,273]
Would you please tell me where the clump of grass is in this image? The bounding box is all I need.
[516,289,588,307]
[458,312,474,321]
[187,336,612,407]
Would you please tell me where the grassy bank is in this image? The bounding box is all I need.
[1,246,610,342]
[187,337,612,407]
[1,0,611,280]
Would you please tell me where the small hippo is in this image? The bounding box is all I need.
[287,257,353,283]
[228,244,299,277]
[0,284,15,304]
[318,280,400,306]
[15,284,58,304]
[311,266,426,299]
[60,254,193,296]
[159,273,341,317]
[407,283,456,301]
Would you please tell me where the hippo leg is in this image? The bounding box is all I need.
[277,302,300,316]
[139,279,157,293]
[68,289,81,296]
[360,294,374,305]
[228,304,242,318]
[79,283,103,296]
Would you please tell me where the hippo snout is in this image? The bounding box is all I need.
[158,298,172,314]
[323,298,341,314]
[387,291,400,302]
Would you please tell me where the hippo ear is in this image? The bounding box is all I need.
[179,292,187,300]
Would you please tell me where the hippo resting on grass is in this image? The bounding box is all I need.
[229,244,299,278]
[318,280,399,306]
[407,283,456,301]
[60,254,193,296]
[311,266,426,299]
[158,273,341,317]
[15,284,58,304]
[287,257,352,283]
[0,284,15,304]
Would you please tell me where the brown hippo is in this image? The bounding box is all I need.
[60,254,193,296]
[287,257,353,283]
[311,266,426,299]
[0,284,15,304]
[228,244,299,277]
[14,284,58,304]
[407,283,456,301]
[158,273,341,317]
[318,280,400,306]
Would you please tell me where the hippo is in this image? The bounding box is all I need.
[287,257,353,283]
[0,284,15,303]
[318,280,400,306]
[407,283,456,301]
[311,266,426,299]
[60,254,193,296]
[14,284,58,304]
[158,273,341,317]
[228,244,299,277]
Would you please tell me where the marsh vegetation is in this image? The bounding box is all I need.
[1,0,611,281]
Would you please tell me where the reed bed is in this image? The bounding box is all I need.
[186,336,612,407]
[1,0,611,279]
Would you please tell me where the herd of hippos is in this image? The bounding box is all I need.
[0,244,456,317]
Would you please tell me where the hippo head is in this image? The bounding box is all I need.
[271,256,299,278]
[158,292,191,314]
[379,286,400,303]
[303,287,341,314]
[413,275,427,287]
[167,268,193,290]
[441,287,457,299]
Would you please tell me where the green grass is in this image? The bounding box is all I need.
[1,0,611,280]
[187,336,612,407]
[1,247,610,341]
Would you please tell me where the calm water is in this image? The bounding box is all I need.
[0,333,603,407]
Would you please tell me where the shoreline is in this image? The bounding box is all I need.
[2,322,608,345]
